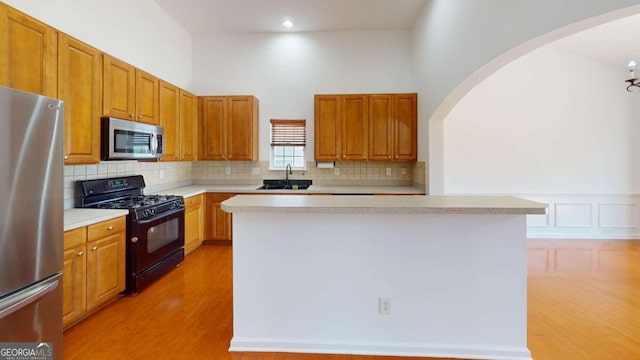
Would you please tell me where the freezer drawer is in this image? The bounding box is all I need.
[0,274,62,359]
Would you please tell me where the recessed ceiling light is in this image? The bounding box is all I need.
[283,20,293,28]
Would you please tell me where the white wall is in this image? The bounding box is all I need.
[444,47,640,238]
[192,30,414,161]
[444,48,639,194]
[411,0,640,193]
[2,0,192,89]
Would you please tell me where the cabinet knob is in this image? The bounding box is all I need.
[388,156,391,159]
[64,155,69,160]
[138,115,143,119]
[129,114,134,118]
[191,200,195,204]
[335,155,339,159]
[107,226,114,230]
[91,246,98,251]
[131,236,138,243]
[395,155,398,159]
[77,251,84,256]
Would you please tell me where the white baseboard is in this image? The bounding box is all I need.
[230,337,532,360]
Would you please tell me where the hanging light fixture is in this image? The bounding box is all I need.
[626,60,640,91]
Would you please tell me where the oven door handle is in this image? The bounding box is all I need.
[134,207,184,225]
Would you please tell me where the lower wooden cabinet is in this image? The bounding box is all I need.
[63,217,126,329]
[205,193,234,243]
[184,194,204,254]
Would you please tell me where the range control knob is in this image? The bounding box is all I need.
[150,208,156,215]
[143,210,150,217]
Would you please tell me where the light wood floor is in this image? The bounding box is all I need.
[63,241,640,360]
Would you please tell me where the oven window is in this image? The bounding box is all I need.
[114,129,151,154]
[147,218,180,253]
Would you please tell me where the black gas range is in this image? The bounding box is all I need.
[75,175,185,294]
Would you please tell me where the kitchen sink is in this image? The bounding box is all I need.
[257,179,312,190]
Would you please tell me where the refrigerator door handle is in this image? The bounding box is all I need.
[0,279,59,320]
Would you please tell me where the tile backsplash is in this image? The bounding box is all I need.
[65,160,426,209]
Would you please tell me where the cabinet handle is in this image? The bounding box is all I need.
[131,237,138,243]
[77,251,84,256]
[91,246,98,251]
[107,226,114,230]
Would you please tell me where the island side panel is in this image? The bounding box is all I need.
[230,212,531,360]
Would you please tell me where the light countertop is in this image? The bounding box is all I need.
[64,208,129,231]
[64,184,425,231]
[221,195,547,215]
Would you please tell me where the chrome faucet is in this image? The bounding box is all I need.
[285,164,292,184]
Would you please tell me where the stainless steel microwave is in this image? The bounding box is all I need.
[101,117,164,160]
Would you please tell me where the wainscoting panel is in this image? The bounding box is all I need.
[555,203,593,228]
[598,203,636,228]
[522,194,640,239]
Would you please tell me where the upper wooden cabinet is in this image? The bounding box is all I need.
[58,34,102,165]
[0,4,57,97]
[179,89,197,161]
[392,93,417,161]
[199,96,258,161]
[369,93,417,161]
[316,93,417,161]
[159,80,180,161]
[103,54,159,125]
[315,94,368,161]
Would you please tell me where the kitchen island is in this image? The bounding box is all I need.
[222,195,545,360]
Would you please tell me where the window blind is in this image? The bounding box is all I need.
[270,119,306,146]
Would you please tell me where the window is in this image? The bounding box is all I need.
[270,119,306,170]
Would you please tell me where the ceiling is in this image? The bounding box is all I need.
[548,12,640,70]
[153,0,428,34]
[154,0,639,74]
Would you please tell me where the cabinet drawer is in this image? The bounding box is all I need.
[64,227,87,250]
[185,194,202,209]
[87,217,126,242]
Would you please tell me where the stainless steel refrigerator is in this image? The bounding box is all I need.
[0,86,63,359]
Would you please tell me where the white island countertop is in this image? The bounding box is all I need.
[222,194,547,215]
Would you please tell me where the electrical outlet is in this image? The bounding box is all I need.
[252,167,260,175]
[378,297,391,315]
[386,168,392,176]
[401,168,407,175]
[159,169,164,178]
[334,167,340,176]
[225,167,231,175]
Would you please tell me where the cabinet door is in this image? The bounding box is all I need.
[314,95,341,161]
[368,94,393,161]
[86,232,125,311]
[179,90,197,161]
[199,96,226,160]
[184,194,204,255]
[58,34,102,165]
[341,95,368,160]
[103,55,135,120]
[393,93,417,161]
[227,96,257,161]
[159,81,180,161]
[205,193,233,242]
[63,227,86,329]
[135,69,159,125]
[62,245,86,328]
[0,4,57,97]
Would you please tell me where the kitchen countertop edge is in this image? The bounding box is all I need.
[221,195,547,215]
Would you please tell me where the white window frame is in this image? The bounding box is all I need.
[269,119,307,171]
